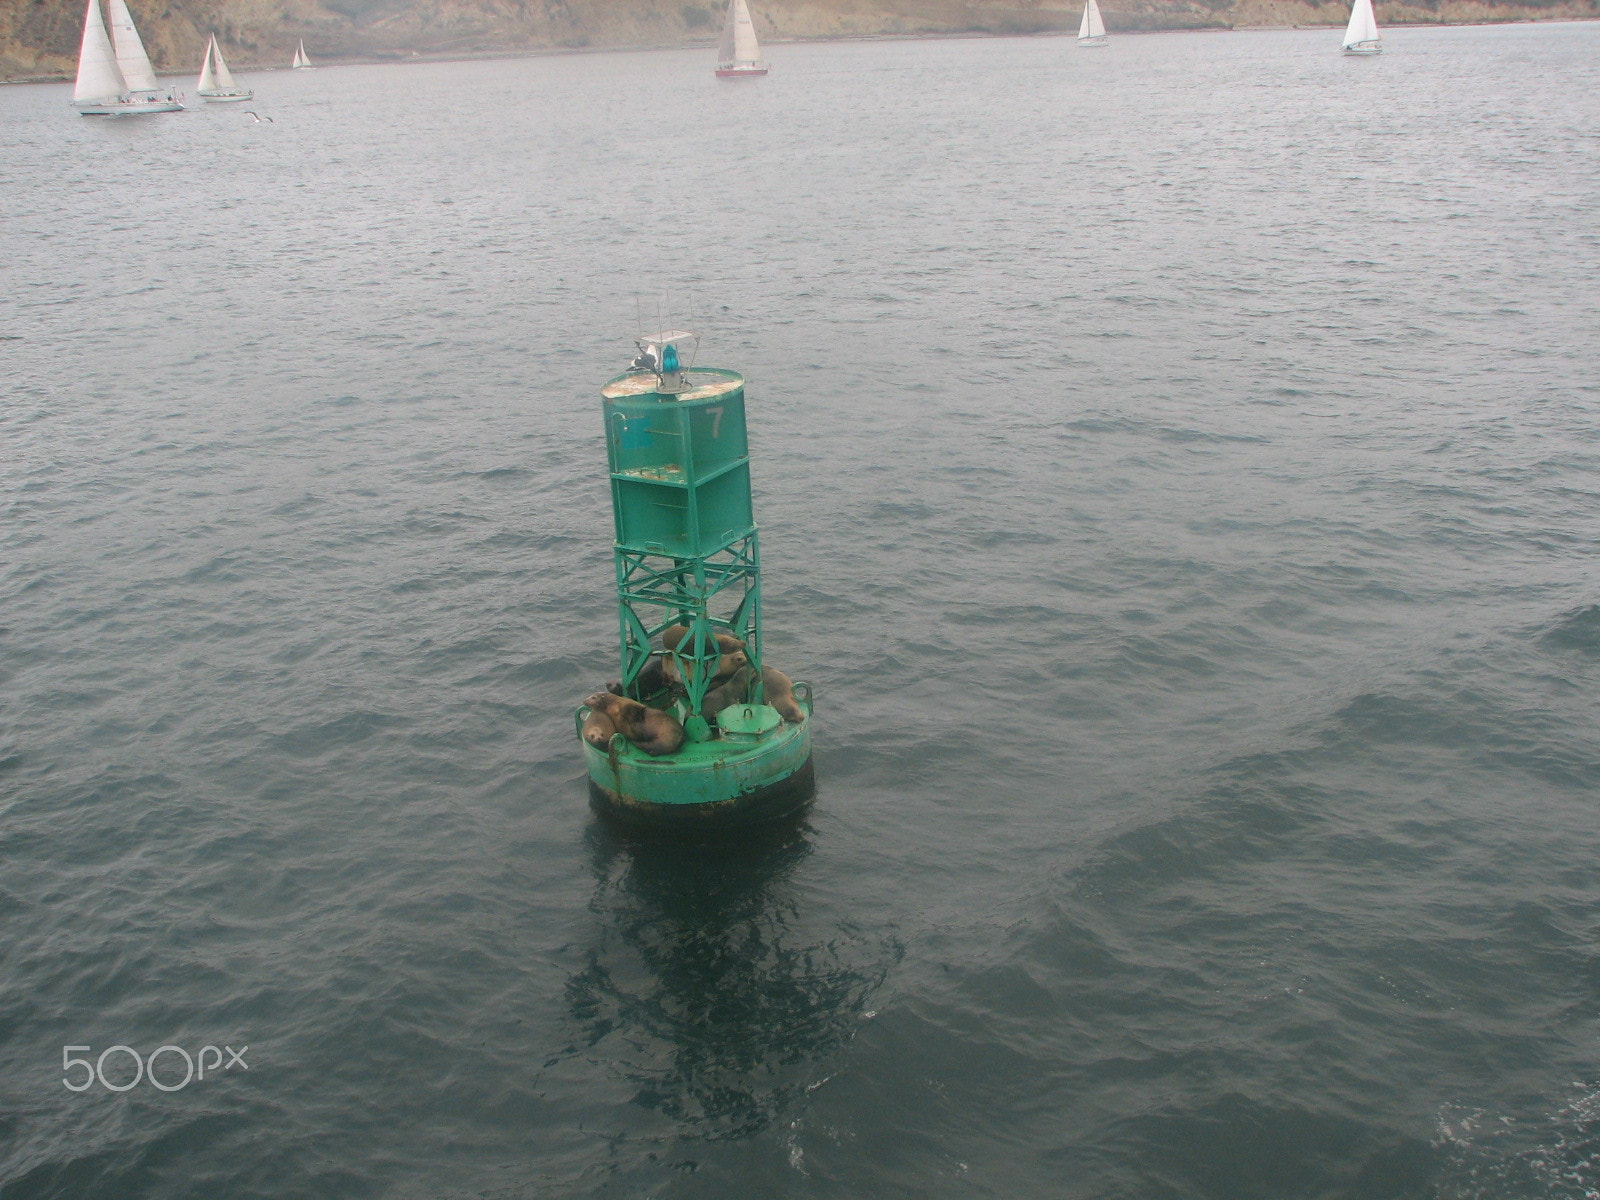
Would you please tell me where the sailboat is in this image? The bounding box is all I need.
[1077,0,1107,46]
[196,33,252,102]
[1341,0,1382,53]
[290,39,313,69]
[73,0,183,116]
[715,0,767,78]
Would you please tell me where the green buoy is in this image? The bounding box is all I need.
[576,330,813,827]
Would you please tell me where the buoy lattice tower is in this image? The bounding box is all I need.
[606,330,764,715]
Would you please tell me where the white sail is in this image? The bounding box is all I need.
[196,33,216,92]
[105,0,159,93]
[1342,0,1381,49]
[292,39,312,69]
[1078,0,1107,41]
[717,0,762,66]
[74,0,125,102]
[212,38,239,88]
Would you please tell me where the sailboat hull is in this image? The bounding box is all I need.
[716,64,768,77]
[1341,40,1382,53]
[1077,36,1107,45]
[77,95,183,115]
[199,90,253,101]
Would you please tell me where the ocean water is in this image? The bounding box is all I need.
[2,21,1599,1199]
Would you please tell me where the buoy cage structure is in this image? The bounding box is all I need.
[577,331,812,828]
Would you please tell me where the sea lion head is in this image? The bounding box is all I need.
[583,691,620,715]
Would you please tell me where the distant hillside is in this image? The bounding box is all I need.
[4,0,1596,78]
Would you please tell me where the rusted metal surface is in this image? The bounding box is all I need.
[601,368,742,401]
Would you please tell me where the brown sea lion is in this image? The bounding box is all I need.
[700,666,753,718]
[607,655,668,699]
[582,692,685,757]
[701,664,805,725]
[758,665,805,724]
[581,707,618,750]
[659,624,748,687]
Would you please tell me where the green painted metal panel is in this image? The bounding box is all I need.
[602,369,754,558]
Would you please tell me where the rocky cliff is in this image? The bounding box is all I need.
[4,0,1595,78]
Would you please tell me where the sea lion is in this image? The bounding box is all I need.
[582,692,685,757]
[757,665,805,724]
[659,624,748,687]
[606,655,668,699]
[701,664,805,725]
[580,707,618,750]
[700,666,753,718]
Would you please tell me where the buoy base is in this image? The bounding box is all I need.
[580,687,813,830]
[589,755,814,830]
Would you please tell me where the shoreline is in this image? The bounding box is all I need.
[5,14,1595,85]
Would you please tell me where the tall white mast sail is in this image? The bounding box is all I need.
[1077,0,1106,42]
[196,33,216,92]
[212,38,239,88]
[1341,0,1381,50]
[74,0,125,102]
[718,0,761,67]
[105,0,160,92]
